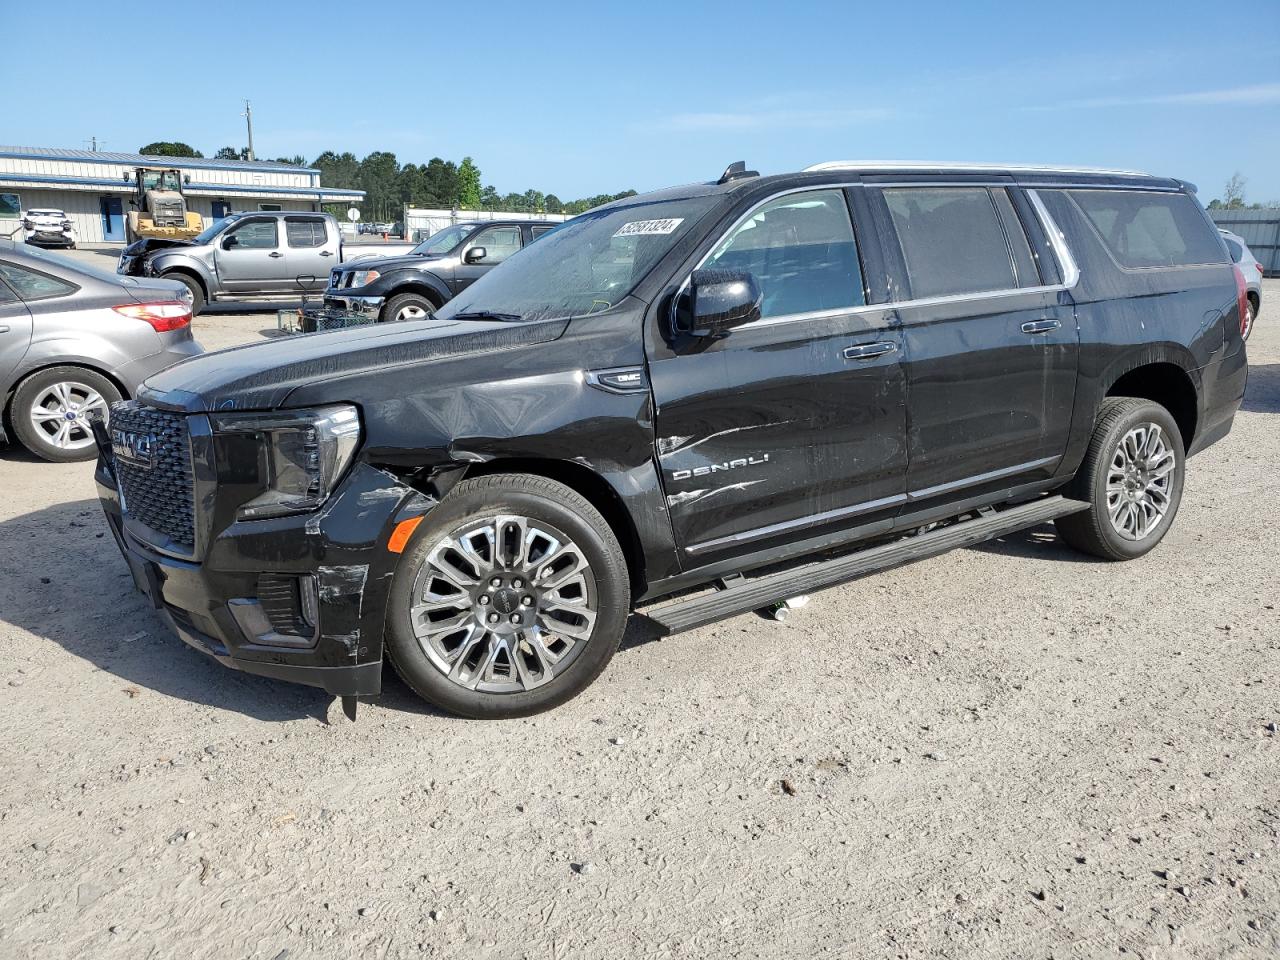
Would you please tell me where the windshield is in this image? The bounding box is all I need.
[437,196,718,322]
[411,224,471,257]
[192,214,241,244]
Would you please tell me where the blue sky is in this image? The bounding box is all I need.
[7,0,1279,203]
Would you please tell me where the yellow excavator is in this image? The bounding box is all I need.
[124,167,204,243]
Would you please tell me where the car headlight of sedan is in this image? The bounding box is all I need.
[212,405,362,519]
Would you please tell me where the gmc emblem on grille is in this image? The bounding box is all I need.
[111,428,156,469]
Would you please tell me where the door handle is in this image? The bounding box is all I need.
[319,250,333,257]
[843,341,897,361]
[0,325,9,334]
[268,251,284,259]
[1021,318,1061,335]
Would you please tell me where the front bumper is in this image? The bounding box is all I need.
[323,292,384,319]
[95,451,434,697]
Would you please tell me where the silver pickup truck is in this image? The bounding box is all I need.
[116,212,413,313]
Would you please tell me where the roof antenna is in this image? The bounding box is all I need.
[717,161,759,185]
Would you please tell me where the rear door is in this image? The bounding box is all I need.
[650,187,908,563]
[283,216,337,292]
[868,182,1078,508]
[215,217,290,293]
[0,269,34,387]
[452,224,524,293]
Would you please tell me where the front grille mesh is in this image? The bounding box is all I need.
[110,401,196,551]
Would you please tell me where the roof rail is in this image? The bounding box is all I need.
[803,160,1152,176]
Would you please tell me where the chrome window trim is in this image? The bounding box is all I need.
[670,182,1082,334]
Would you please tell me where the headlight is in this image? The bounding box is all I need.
[212,405,362,519]
[349,269,380,287]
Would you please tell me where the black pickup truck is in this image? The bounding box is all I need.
[95,160,1248,719]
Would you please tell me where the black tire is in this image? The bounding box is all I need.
[164,272,205,315]
[1243,295,1257,340]
[380,291,436,323]
[385,473,630,718]
[10,366,122,463]
[1055,397,1185,561]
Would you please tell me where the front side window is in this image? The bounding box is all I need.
[1068,190,1225,268]
[286,218,327,248]
[705,189,864,319]
[466,225,522,264]
[225,219,278,250]
[1223,237,1243,264]
[411,224,470,257]
[883,187,1021,299]
[0,261,77,300]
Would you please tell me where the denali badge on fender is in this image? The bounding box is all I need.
[110,429,156,469]
[672,454,769,482]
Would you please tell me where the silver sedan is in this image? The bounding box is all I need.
[0,240,203,462]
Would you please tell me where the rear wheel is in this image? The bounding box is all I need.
[1243,295,1257,340]
[10,366,121,462]
[385,474,630,718]
[1055,397,1185,561]
[380,291,436,323]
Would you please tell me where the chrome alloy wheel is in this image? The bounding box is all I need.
[1106,423,1176,541]
[1243,300,1255,339]
[395,303,430,321]
[409,515,598,693]
[28,381,108,452]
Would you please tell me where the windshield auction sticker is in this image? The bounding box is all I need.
[613,218,684,238]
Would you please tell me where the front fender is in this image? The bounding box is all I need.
[373,269,452,306]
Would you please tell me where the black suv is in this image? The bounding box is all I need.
[324,219,559,322]
[95,161,1248,719]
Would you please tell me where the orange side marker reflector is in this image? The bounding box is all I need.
[387,516,424,554]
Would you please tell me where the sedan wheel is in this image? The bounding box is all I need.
[11,366,121,462]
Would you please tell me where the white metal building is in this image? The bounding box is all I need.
[0,146,364,244]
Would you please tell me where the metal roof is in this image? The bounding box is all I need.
[0,145,319,174]
[804,160,1152,176]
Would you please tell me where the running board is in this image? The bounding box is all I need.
[646,495,1088,636]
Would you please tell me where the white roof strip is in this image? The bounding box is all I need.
[803,160,1151,176]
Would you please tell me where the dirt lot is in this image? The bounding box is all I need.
[1,282,1277,959]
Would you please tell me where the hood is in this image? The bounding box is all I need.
[138,315,570,413]
[340,253,441,272]
[124,237,194,257]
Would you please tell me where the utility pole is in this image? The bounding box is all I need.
[85,136,104,152]
[242,99,255,161]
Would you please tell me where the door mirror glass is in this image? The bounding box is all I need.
[680,268,761,336]
[464,246,487,264]
[222,234,239,250]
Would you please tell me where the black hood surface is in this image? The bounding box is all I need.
[139,316,569,413]
[341,253,442,272]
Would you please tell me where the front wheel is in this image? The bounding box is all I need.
[1055,397,1185,561]
[380,291,436,323]
[10,366,121,462]
[164,272,205,315]
[385,474,630,718]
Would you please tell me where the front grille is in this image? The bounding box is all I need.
[110,401,196,552]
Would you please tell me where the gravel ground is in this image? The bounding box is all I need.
[0,282,1277,959]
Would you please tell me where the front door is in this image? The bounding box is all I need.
[100,197,124,242]
[650,188,909,563]
[871,184,1078,506]
[215,217,290,294]
[452,224,523,293]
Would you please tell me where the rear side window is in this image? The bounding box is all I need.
[1223,237,1243,263]
[0,261,77,300]
[883,187,1029,299]
[1068,190,1224,268]
[286,219,327,248]
[705,188,864,319]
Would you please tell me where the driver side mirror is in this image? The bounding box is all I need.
[221,234,240,250]
[463,246,487,264]
[678,268,762,337]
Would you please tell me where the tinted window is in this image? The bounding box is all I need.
[467,225,522,264]
[0,277,17,304]
[531,225,556,239]
[226,219,277,250]
[705,189,864,319]
[1069,190,1224,268]
[1223,237,1243,263]
[0,261,77,300]
[286,218,327,248]
[884,187,1017,298]
[990,189,1041,287]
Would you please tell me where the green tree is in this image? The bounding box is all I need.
[480,185,500,210]
[139,141,203,158]
[544,194,563,215]
[457,157,483,210]
[1224,172,1247,210]
[214,146,246,160]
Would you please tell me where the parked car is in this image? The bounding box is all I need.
[116,212,411,315]
[94,161,1247,719]
[1219,229,1263,339]
[324,220,559,321]
[22,208,77,249]
[0,240,199,462]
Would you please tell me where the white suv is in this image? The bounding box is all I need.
[23,209,77,249]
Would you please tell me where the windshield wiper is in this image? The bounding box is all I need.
[451,310,523,322]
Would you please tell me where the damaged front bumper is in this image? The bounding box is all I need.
[95,454,433,698]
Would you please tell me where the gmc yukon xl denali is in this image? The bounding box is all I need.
[94,161,1249,719]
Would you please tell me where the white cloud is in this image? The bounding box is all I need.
[1031,82,1280,110]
